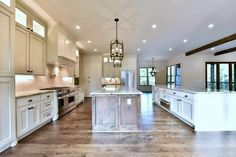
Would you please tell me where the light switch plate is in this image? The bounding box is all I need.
[127,98,132,105]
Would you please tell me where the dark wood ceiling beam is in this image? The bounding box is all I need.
[214,47,236,56]
[185,33,236,56]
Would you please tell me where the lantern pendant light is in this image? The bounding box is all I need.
[150,58,158,76]
[110,18,124,67]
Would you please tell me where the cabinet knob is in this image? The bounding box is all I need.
[31,29,33,32]
[173,92,176,94]
[28,100,33,102]
[27,27,30,30]
[185,95,188,98]
[27,70,30,72]
[28,107,34,110]
[47,95,50,98]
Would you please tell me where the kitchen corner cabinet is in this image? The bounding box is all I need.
[0,77,15,153]
[15,25,46,75]
[0,7,14,76]
[0,0,15,13]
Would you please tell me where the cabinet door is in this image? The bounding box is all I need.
[17,106,29,138]
[182,99,194,123]
[0,7,14,76]
[28,103,40,129]
[15,26,30,74]
[92,96,118,131]
[119,95,141,131]
[29,34,46,75]
[0,77,15,152]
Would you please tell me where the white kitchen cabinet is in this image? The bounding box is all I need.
[17,102,40,138]
[29,33,46,75]
[15,26,46,75]
[0,7,14,76]
[0,0,14,13]
[0,77,15,153]
[58,30,66,57]
[182,99,194,123]
[16,92,54,140]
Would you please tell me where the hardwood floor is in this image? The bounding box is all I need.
[1,94,236,157]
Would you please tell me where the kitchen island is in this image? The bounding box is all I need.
[152,85,236,132]
[91,86,142,132]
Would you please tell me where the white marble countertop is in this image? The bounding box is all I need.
[16,90,55,98]
[91,86,142,95]
[154,85,236,94]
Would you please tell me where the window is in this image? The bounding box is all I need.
[0,0,11,7]
[166,64,181,86]
[33,20,45,37]
[15,8,27,27]
[206,62,236,91]
[139,67,156,86]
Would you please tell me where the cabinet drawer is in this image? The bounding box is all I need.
[17,95,41,108]
[41,110,52,123]
[177,92,194,101]
[41,100,53,112]
[41,93,53,101]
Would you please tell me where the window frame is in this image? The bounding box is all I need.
[139,67,156,86]
[166,63,181,86]
[205,62,236,91]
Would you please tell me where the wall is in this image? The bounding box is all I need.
[15,64,74,92]
[80,53,137,97]
[165,50,236,88]
[137,57,166,92]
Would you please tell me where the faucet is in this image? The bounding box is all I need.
[110,76,118,88]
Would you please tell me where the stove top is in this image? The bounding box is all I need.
[40,87,70,96]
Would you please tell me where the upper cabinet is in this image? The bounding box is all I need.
[47,23,77,64]
[15,4,47,75]
[0,6,14,76]
[0,0,15,13]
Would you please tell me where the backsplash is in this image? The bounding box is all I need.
[15,64,74,92]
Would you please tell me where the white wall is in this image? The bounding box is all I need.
[137,57,166,92]
[165,50,236,88]
[80,53,137,97]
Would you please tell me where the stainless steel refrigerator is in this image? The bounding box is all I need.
[120,70,134,88]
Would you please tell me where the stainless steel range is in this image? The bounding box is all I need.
[40,87,76,118]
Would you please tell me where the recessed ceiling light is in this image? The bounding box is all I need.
[152,24,157,29]
[208,24,215,29]
[94,49,98,52]
[183,39,188,43]
[211,47,215,51]
[169,48,173,51]
[137,48,141,51]
[76,25,80,29]
[88,40,91,44]
[142,40,146,43]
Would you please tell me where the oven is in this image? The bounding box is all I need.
[58,92,76,117]
[160,99,170,110]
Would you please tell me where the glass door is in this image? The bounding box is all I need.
[219,64,229,90]
[206,63,217,90]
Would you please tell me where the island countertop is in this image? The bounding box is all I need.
[154,85,236,94]
[91,86,142,95]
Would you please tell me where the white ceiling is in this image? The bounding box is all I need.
[34,0,236,60]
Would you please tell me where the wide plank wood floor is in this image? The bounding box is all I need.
[1,94,236,157]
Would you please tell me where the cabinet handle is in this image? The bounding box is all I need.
[31,29,33,32]
[28,100,33,102]
[27,27,30,30]
[28,107,34,110]
[27,70,30,72]
[46,113,51,117]
[185,95,188,98]
[173,92,176,94]
[30,71,33,73]
[47,95,50,98]
[46,104,51,106]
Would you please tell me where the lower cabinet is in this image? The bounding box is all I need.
[17,103,40,138]
[153,87,195,126]
[16,92,54,140]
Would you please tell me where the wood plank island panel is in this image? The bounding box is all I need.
[91,87,142,132]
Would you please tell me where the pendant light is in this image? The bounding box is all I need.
[150,58,158,76]
[110,18,124,67]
